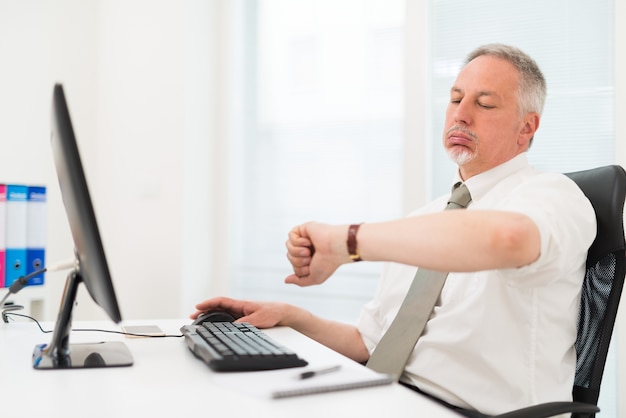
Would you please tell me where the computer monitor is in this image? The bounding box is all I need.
[32,84,133,369]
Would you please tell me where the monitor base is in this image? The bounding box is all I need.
[33,341,133,369]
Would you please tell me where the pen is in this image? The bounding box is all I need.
[298,365,341,380]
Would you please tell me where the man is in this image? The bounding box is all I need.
[192,44,596,415]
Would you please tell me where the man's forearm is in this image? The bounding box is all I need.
[358,210,541,271]
[281,305,370,363]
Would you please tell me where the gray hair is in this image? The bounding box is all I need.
[464,44,547,118]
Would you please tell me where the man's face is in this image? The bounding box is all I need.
[443,55,537,179]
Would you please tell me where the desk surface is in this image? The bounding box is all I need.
[1,318,458,418]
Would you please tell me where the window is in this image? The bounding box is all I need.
[229,0,405,323]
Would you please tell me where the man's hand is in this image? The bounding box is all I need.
[284,222,350,286]
[191,296,293,329]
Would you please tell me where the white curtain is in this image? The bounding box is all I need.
[229,0,405,323]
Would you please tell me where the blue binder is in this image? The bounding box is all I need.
[5,185,28,287]
[26,186,47,285]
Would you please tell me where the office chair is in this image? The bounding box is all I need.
[492,165,626,418]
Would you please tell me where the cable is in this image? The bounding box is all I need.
[3,312,183,338]
[4,312,52,333]
[0,268,46,307]
[0,258,77,308]
[1,258,183,338]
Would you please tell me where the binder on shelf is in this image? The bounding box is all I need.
[26,186,46,285]
[0,184,6,288]
[5,184,28,288]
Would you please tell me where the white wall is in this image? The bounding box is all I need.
[402,0,429,213]
[0,0,97,319]
[78,0,230,321]
[91,0,188,320]
[180,0,233,320]
[0,0,224,322]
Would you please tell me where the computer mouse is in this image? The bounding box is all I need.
[192,310,237,325]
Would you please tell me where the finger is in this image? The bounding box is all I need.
[287,261,311,278]
[288,228,313,246]
[285,237,313,255]
[284,273,315,287]
[286,253,311,267]
[284,273,305,285]
[194,296,223,311]
[285,244,312,259]
[194,296,238,314]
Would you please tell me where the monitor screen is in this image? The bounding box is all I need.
[50,84,121,322]
[32,84,132,369]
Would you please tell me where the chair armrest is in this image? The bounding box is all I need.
[493,401,599,418]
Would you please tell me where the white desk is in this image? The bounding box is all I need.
[0,318,459,418]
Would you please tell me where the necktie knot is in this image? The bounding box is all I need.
[447,182,472,210]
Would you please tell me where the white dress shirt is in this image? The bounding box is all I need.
[357,153,596,414]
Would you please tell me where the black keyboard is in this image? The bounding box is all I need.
[180,322,308,372]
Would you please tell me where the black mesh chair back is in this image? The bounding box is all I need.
[566,165,626,416]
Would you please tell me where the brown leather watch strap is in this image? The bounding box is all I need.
[347,223,363,262]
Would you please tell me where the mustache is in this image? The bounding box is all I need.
[446,125,478,140]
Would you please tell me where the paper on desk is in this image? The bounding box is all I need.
[211,363,393,399]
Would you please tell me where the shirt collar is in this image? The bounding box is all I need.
[453,153,530,203]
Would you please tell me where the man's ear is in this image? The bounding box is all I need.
[518,112,540,148]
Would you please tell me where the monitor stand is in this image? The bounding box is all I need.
[32,270,133,369]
